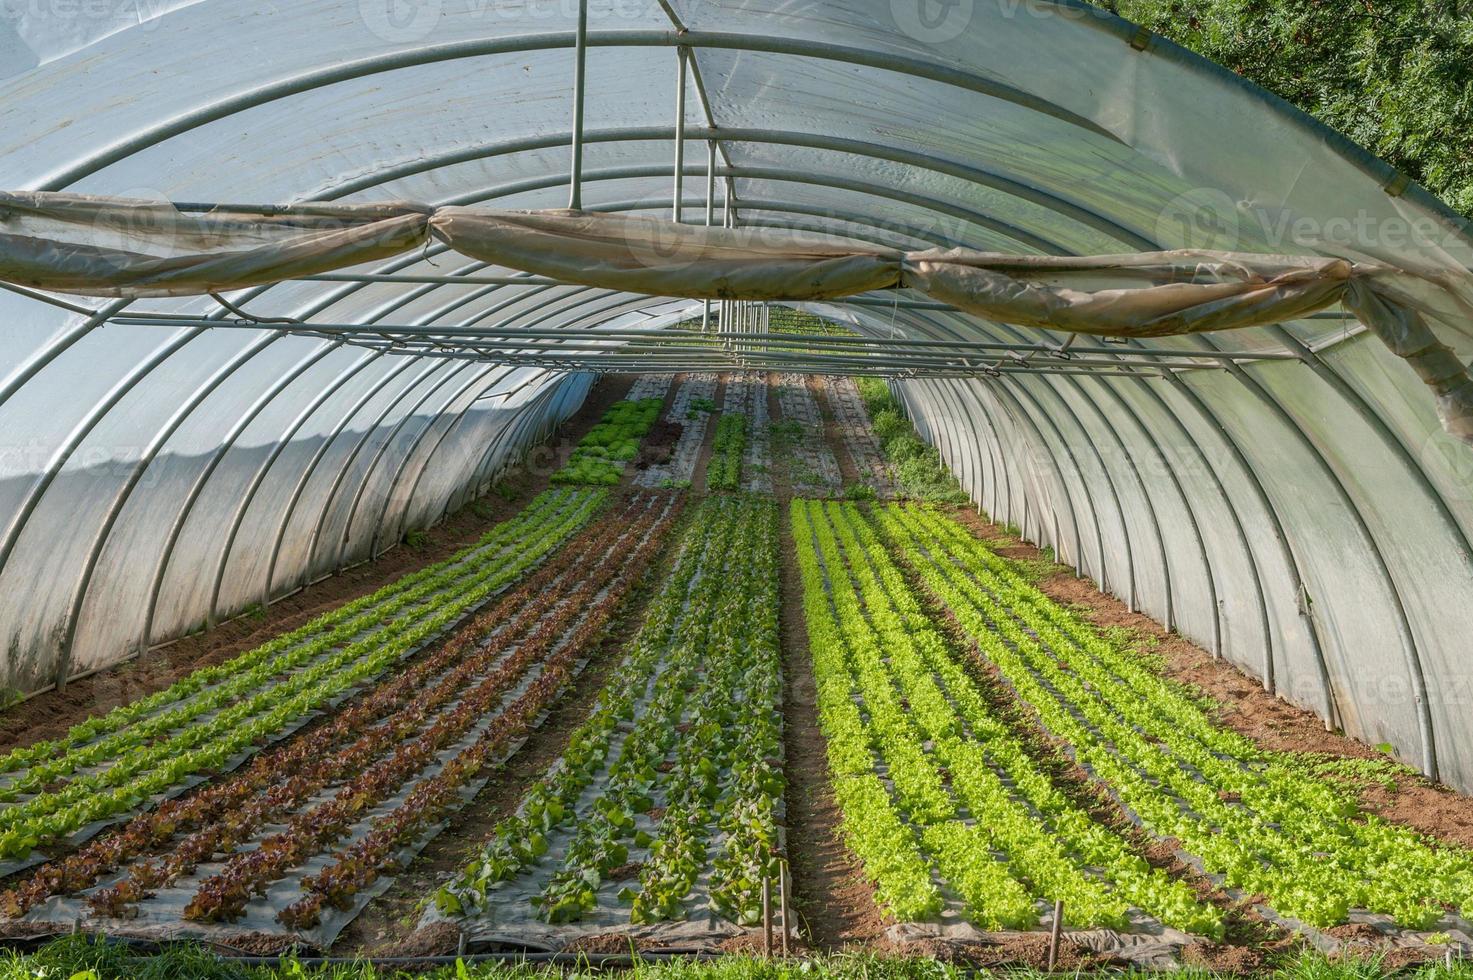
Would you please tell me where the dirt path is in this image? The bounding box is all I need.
[808,375,863,488]
[333,491,690,957]
[946,506,1473,852]
[769,373,887,950]
[0,375,638,757]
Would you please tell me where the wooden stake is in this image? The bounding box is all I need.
[1047,899,1065,971]
[779,861,791,956]
[762,875,773,956]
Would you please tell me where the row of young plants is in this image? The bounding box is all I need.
[0,489,582,779]
[0,493,674,929]
[551,398,664,486]
[0,490,603,863]
[437,495,783,930]
[706,414,746,491]
[879,504,1473,928]
[792,500,1221,935]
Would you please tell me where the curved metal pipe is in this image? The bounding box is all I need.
[262,355,418,603]
[57,332,283,677]
[204,349,382,626]
[138,340,343,648]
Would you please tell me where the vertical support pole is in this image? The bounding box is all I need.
[779,860,790,955]
[567,0,589,210]
[672,47,687,223]
[701,140,715,333]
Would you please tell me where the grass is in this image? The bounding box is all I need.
[851,379,967,505]
[7,938,1473,980]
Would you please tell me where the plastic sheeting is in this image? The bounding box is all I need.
[0,0,1470,791]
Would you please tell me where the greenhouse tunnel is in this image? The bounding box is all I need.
[1,0,1472,794]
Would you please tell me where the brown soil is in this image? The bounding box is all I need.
[946,505,1473,853]
[562,932,660,954]
[715,930,811,956]
[878,934,1098,971]
[636,419,684,469]
[0,375,638,757]
[329,499,688,957]
[809,376,863,488]
[770,373,888,951]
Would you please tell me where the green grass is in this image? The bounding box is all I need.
[6,938,1473,980]
[852,379,967,505]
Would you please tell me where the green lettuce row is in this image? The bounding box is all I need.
[436,502,724,915]
[0,493,602,860]
[844,504,1220,936]
[885,504,1471,928]
[897,504,1473,919]
[706,415,747,491]
[634,498,783,925]
[790,500,942,922]
[809,500,1125,930]
[0,488,583,779]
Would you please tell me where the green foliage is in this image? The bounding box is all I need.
[1105,0,1473,217]
[707,414,747,491]
[883,503,1473,930]
[552,398,663,487]
[852,382,968,504]
[403,529,430,550]
[843,482,877,501]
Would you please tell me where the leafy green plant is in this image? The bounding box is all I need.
[879,502,1473,930]
[552,398,664,486]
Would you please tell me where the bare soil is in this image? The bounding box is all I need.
[946,505,1473,853]
[809,375,863,488]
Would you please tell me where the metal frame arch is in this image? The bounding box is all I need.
[377,365,522,552]
[1077,373,1223,653]
[262,354,419,603]
[204,347,385,625]
[364,363,505,560]
[1265,325,1473,582]
[1102,374,1265,664]
[58,331,285,680]
[300,358,450,583]
[456,375,568,514]
[1156,369,1337,717]
[0,324,203,606]
[330,359,479,572]
[978,318,1178,628]
[927,377,988,505]
[1195,334,1438,777]
[949,377,1014,525]
[986,371,1132,606]
[960,373,1098,582]
[317,125,1154,251]
[34,28,1127,192]
[1009,369,1156,615]
[138,338,345,647]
